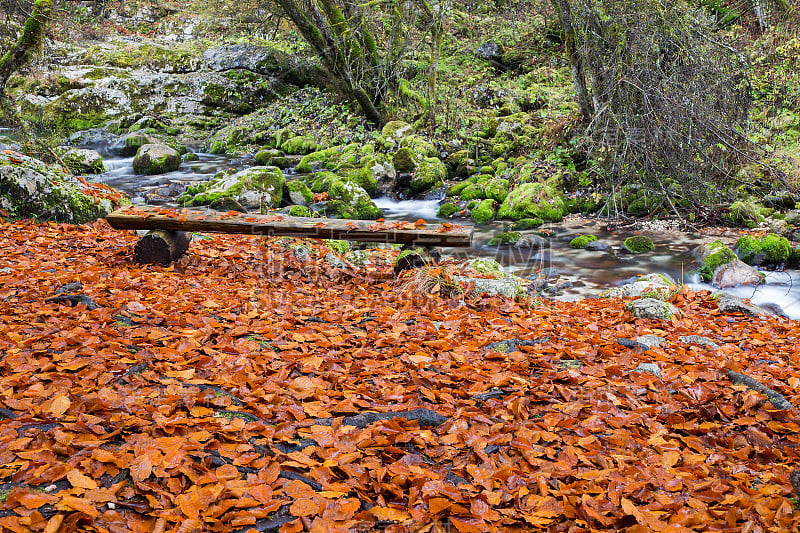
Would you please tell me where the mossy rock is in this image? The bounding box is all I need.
[0,152,116,223]
[410,157,446,193]
[437,202,461,218]
[496,182,565,222]
[393,147,418,173]
[55,147,104,175]
[623,235,655,254]
[735,233,791,264]
[284,180,313,206]
[306,174,382,220]
[179,166,284,212]
[281,135,321,155]
[132,144,181,175]
[488,231,522,246]
[289,205,312,217]
[510,217,543,230]
[376,120,413,151]
[470,199,496,224]
[569,234,597,249]
[697,240,736,281]
[296,147,340,173]
[399,135,436,158]
[255,148,288,167]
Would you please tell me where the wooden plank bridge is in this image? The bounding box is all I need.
[106,205,473,264]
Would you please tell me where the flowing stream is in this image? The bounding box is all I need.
[80,143,800,319]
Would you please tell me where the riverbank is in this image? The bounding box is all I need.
[0,217,798,530]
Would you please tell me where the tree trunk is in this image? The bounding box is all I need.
[0,0,52,92]
[553,0,593,123]
[134,230,191,265]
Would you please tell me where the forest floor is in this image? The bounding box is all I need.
[0,217,799,531]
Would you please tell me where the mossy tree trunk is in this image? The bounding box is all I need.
[553,0,592,123]
[274,0,385,124]
[0,0,52,94]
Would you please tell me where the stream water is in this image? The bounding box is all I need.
[81,142,800,319]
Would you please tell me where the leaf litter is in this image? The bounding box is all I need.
[0,218,799,532]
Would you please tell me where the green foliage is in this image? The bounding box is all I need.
[725,201,765,228]
[510,218,543,230]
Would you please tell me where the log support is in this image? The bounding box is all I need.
[134,230,191,265]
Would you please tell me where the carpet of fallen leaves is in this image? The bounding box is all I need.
[1,219,799,533]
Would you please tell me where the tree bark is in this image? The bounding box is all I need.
[0,0,52,92]
[553,0,593,123]
[134,230,191,265]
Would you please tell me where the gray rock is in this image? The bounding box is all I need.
[626,298,679,320]
[55,147,105,174]
[715,293,776,317]
[456,276,524,298]
[112,133,154,157]
[585,241,608,251]
[711,259,763,288]
[203,44,288,73]
[324,253,351,269]
[476,41,504,62]
[632,363,662,378]
[180,166,284,210]
[635,335,666,349]
[515,234,549,250]
[602,273,674,299]
[680,335,720,350]
[132,144,181,175]
[294,246,311,263]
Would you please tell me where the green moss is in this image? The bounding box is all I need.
[328,240,350,253]
[497,182,565,222]
[488,231,522,246]
[284,180,313,205]
[623,235,655,253]
[569,234,597,249]
[296,147,338,173]
[289,205,312,217]
[437,202,461,218]
[410,157,446,193]
[281,135,320,155]
[736,233,792,264]
[470,198,496,224]
[699,240,736,281]
[510,218,543,230]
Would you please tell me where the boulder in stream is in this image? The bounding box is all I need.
[132,144,181,175]
[55,147,105,174]
[179,166,285,212]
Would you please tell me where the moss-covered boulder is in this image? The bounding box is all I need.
[735,233,792,265]
[470,199,496,223]
[55,147,105,175]
[569,234,597,249]
[303,173,382,220]
[289,205,312,217]
[622,235,655,254]
[0,152,116,223]
[692,240,736,282]
[488,231,522,246]
[496,182,565,222]
[437,202,461,218]
[280,135,321,155]
[254,148,291,169]
[376,120,413,151]
[284,180,313,206]
[510,218,543,230]
[179,166,284,212]
[132,144,181,175]
[410,157,446,193]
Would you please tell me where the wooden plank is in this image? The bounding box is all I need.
[106,206,473,247]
